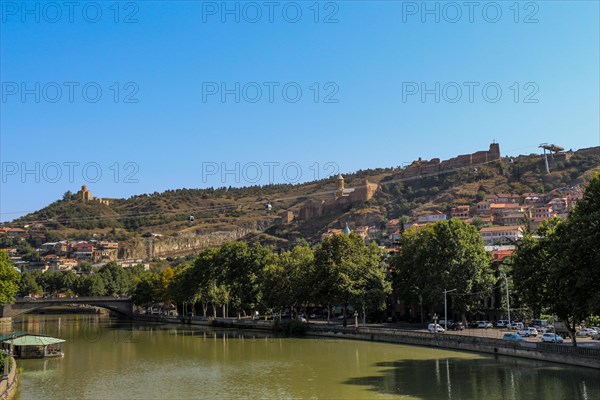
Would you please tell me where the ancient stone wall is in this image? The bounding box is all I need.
[119,221,272,259]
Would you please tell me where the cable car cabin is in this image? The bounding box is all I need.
[187,215,195,222]
[265,203,272,212]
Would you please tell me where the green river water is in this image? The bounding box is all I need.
[5,314,599,400]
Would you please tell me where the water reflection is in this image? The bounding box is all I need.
[344,356,600,399]
[8,314,600,400]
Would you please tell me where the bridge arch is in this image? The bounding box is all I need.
[0,297,134,319]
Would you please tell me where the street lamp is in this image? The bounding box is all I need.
[501,272,511,328]
[444,289,457,331]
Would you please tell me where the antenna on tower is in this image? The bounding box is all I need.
[539,143,564,173]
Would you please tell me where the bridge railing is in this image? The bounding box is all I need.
[14,296,132,302]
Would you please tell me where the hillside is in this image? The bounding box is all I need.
[6,144,600,256]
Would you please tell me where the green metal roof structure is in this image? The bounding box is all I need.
[5,335,65,346]
[0,332,26,342]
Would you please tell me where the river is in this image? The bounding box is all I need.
[5,314,599,400]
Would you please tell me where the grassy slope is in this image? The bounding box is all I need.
[12,149,600,246]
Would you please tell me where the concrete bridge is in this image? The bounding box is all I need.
[0,297,134,320]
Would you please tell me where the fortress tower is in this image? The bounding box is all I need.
[79,185,92,202]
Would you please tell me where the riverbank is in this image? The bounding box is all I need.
[0,356,18,400]
[132,315,600,369]
[306,324,600,370]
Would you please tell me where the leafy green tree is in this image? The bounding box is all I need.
[167,264,198,316]
[558,173,600,316]
[18,272,41,297]
[314,234,387,326]
[353,243,392,323]
[98,262,131,296]
[392,226,432,322]
[470,216,487,230]
[192,248,222,317]
[77,261,94,273]
[512,218,562,316]
[0,252,20,304]
[392,219,494,323]
[262,244,315,316]
[132,273,158,307]
[216,242,273,318]
[75,274,107,296]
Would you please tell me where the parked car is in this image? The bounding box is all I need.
[468,321,480,328]
[428,323,445,333]
[537,326,551,334]
[531,319,548,329]
[509,322,524,330]
[591,332,600,340]
[495,320,509,328]
[448,322,465,331]
[577,328,596,337]
[503,333,525,342]
[540,333,564,343]
[517,327,539,337]
[478,321,493,329]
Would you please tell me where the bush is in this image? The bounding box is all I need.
[585,315,600,327]
[0,351,13,375]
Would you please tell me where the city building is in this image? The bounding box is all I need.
[479,225,524,245]
[451,205,470,220]
[416,210,447,223]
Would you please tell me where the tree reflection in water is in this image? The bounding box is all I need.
[343,356,600,400]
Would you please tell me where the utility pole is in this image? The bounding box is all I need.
[444,289,457,331]
[501,273,511,327]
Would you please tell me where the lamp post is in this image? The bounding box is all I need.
[444,289,457,331]
[501,272,511,328]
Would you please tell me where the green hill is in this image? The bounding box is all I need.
[8,145,600,249]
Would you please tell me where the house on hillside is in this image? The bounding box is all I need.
[476,202,491,216]
[451,205,470,220]
[479,225,524,245]
[416,210,447,224]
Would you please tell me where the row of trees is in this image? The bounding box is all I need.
[511,173,600,345]
[132,235,391,326]
[16,263,148,298]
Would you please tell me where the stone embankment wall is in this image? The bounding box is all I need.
[0,356,18,400]
[306,326,600,370]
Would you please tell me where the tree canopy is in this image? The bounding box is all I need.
[392,219,494,322]
[0,252,20,304]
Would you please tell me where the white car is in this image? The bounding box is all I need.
[577,328,596,337]
[509,322,524,330]
[541,333,564,343]
[428,323,445,333]
[517,327,538,337]
[478,321,493,329]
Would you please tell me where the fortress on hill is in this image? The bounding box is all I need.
[297,143,502,220]
[75,185,114,206]
[298,175,378,220]
[398,143,501,179]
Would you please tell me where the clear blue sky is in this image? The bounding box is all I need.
[1,1,599,222]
